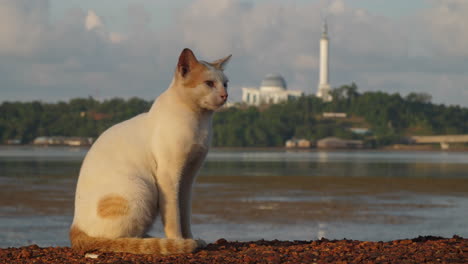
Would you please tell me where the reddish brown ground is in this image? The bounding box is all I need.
[1,236,466,264]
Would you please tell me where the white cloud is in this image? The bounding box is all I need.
[85,10,103,31]
[109,32,126,44]
[328,0,346,15]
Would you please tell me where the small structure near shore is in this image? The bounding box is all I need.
[409,134,468,150]
[5,139,21,145]
[33,136,93,146]
[285,138,313,148]
[323,112,347,118]
[317,137,364,149]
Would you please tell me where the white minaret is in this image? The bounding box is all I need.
[317,20,332,102]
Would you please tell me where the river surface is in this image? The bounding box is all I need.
[1,146,467,247]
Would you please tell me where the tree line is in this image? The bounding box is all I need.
[1,84,467,147]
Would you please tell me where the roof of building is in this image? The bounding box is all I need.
[260,74,287,91]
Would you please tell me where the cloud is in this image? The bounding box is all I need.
[85,10,103,31]
[329,0,346,15]
[0,0,467,106]
[109,32,126,44]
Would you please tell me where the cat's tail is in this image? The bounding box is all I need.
[69,226,201,255]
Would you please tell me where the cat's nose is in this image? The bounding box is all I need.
[220,93,228,101]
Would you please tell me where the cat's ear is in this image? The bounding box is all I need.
[212,54,232,70]
[177,48,199,78]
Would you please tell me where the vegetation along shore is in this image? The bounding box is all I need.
[1,84,467,149]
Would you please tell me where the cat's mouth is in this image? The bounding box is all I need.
[201,100,225,110]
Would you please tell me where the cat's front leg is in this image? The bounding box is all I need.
[157,167,184,239]
[179,174,194,238]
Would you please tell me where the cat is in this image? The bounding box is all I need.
[70,48,231,255]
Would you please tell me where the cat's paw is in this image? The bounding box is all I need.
[195,239,207,248]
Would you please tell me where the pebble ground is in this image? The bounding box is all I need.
[1,236,466,264]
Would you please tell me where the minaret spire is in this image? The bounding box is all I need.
[316,18,332,102]
[322,18,328,39]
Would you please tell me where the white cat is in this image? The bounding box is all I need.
[70,48,231,255]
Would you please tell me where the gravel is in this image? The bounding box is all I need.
[1,236,466,264]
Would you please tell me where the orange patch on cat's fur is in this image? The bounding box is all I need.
[181,63,209,88]
[97,194,129,218]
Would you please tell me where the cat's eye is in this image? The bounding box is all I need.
[205,80,215,88]
[223,81,228,88]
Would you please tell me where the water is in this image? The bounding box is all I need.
[1,145,468,247]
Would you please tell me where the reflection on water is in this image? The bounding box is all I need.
[1,146,468,247]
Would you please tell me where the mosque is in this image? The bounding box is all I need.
[242,20,332,105]
[241,74,303,106]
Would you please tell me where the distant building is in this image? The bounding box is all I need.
[65,137,94,146]
[317,137,364,149]
[33,136,94,146]
[34,136,65,145]
[242,74,303,106]
[5,139,21,145]
[82,111,112,121]
[323,112,347,118]
[285,138,313,148]
[349,128,371,135]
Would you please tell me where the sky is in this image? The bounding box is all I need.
[1,0,467,106]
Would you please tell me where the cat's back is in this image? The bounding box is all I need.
[79,112,153,180]
[94,112,150,148]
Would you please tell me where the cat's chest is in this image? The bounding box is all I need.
[185,133,209,159]
[195,125,210,145]
[153,111,212,157]
[184,137,209,169]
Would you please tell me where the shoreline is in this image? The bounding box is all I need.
[1,236,466,263]
[2,144,468,152]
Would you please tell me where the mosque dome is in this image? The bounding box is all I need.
[260,74,287,92]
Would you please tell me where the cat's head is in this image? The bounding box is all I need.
[174,48,231,111]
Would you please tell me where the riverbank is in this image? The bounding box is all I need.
[213,145,468,152]
[2,143,468,152]
[1,236,466,263]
